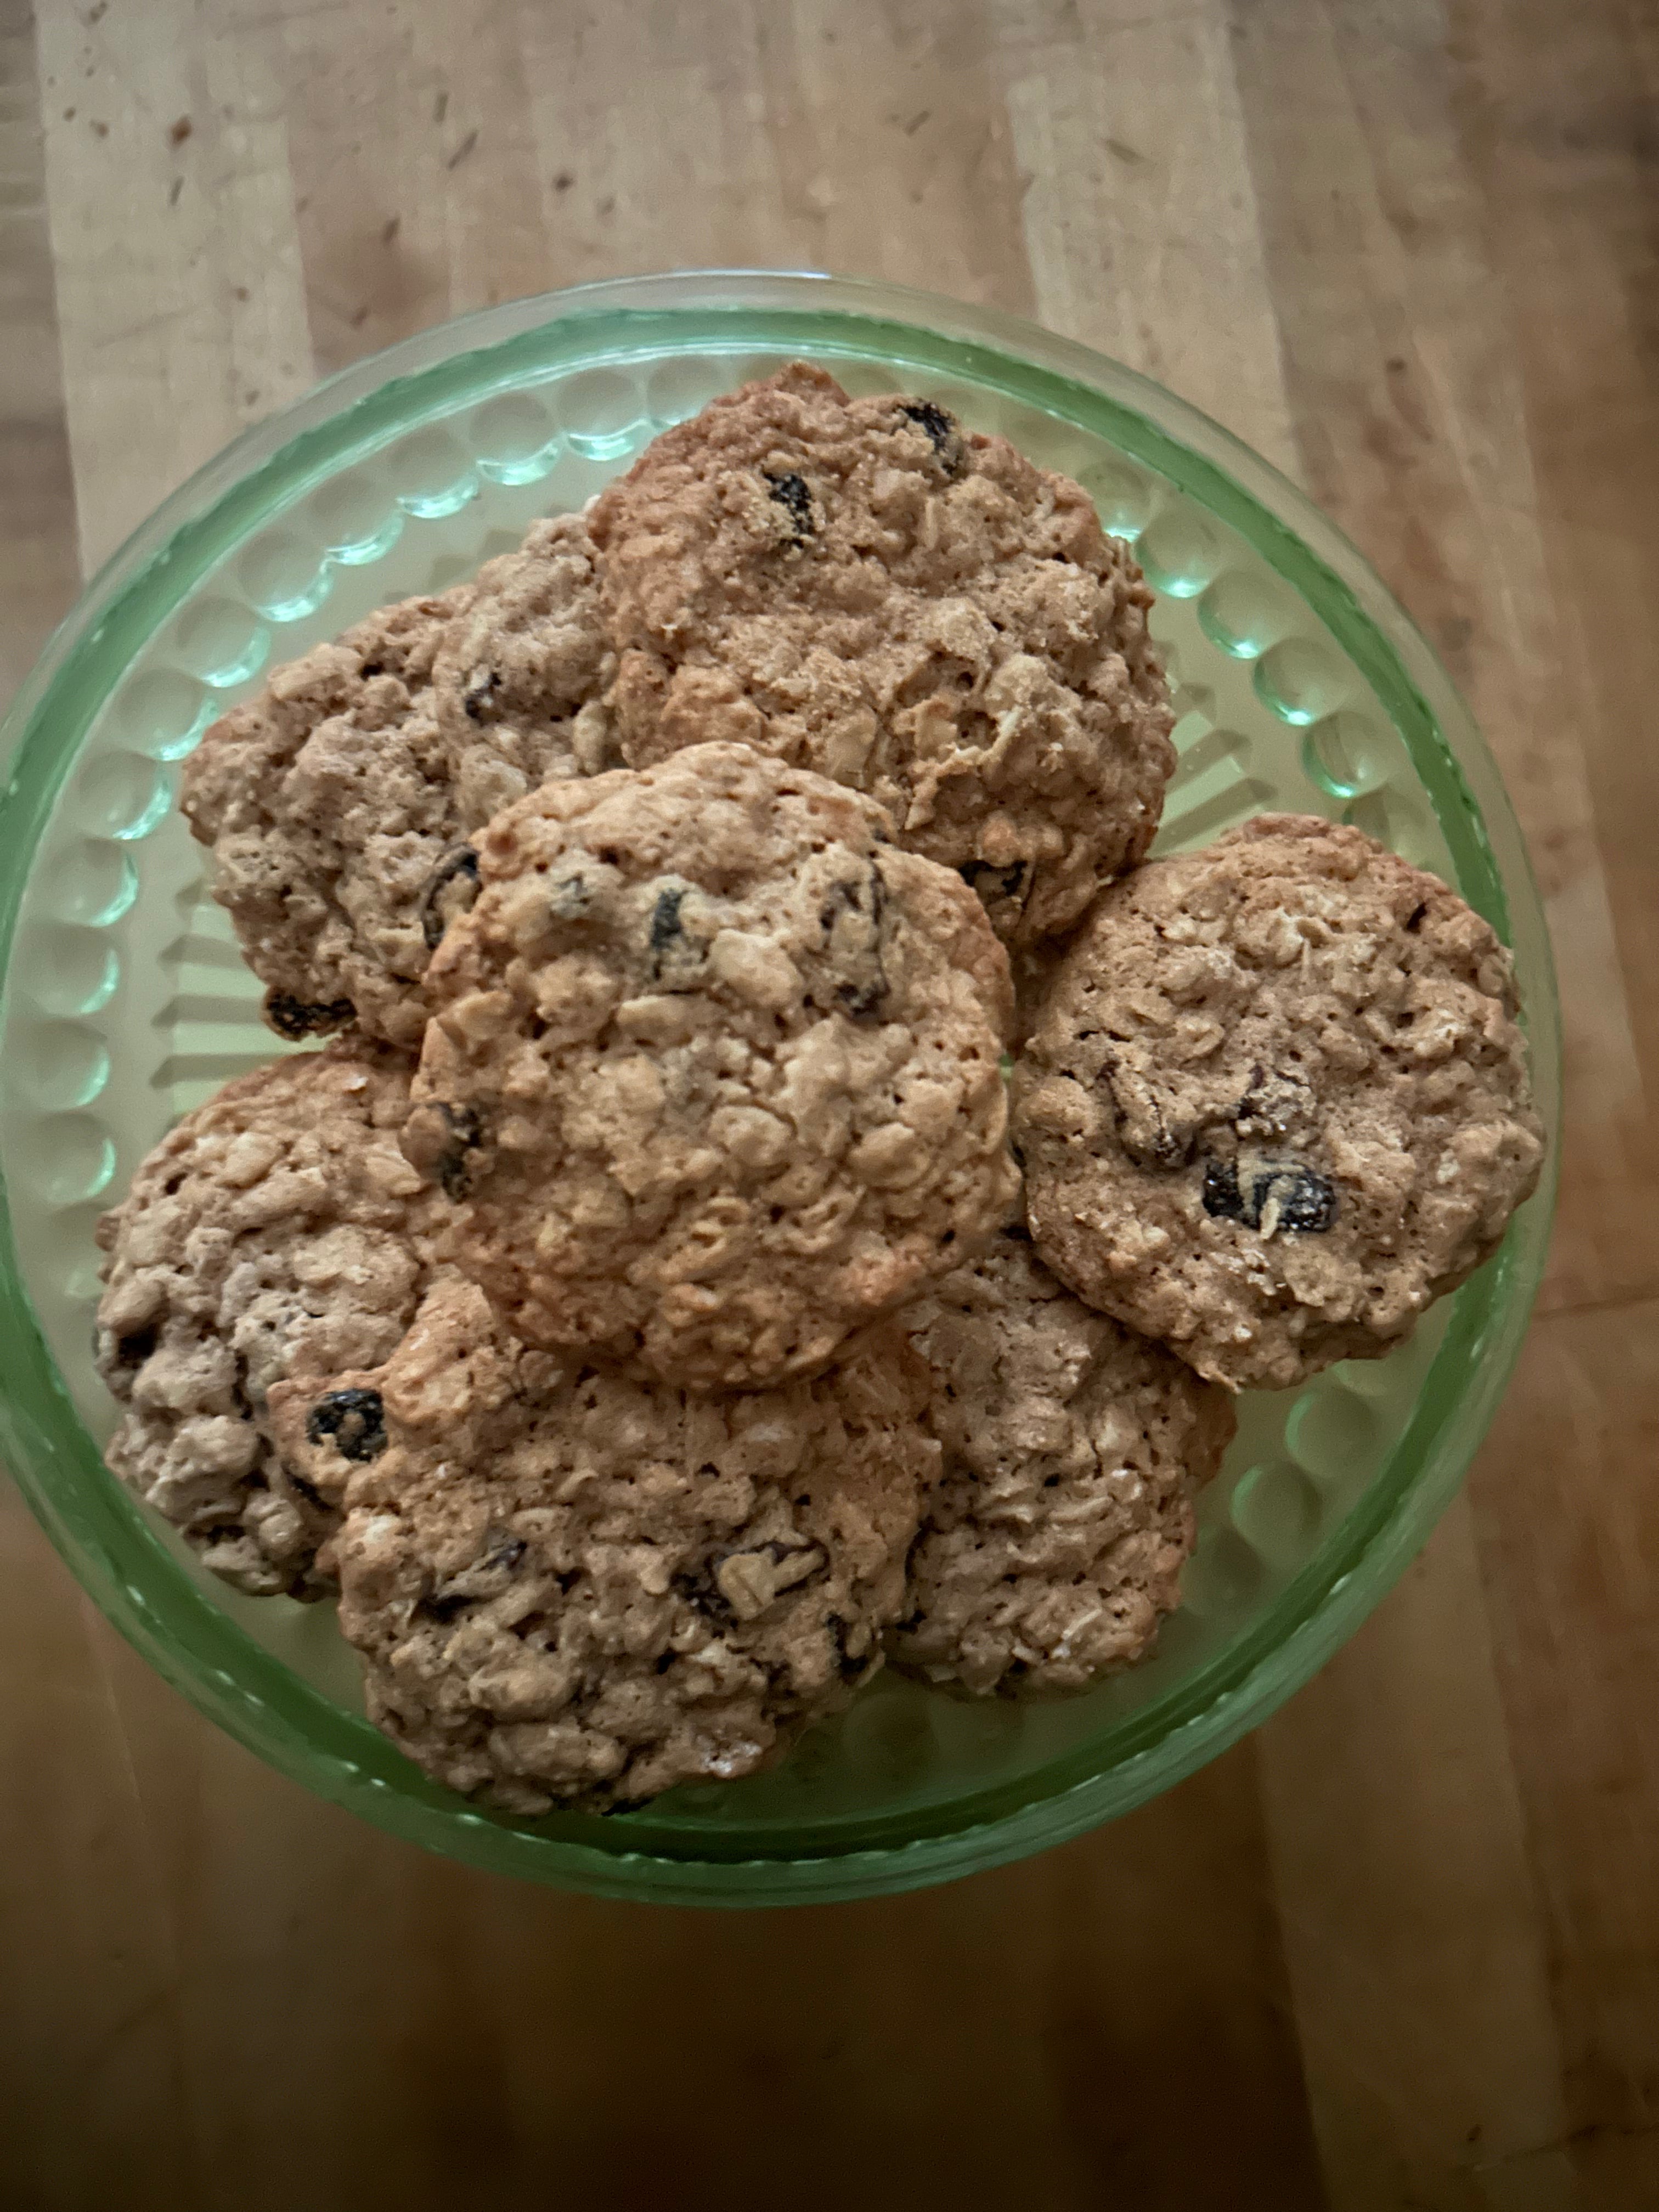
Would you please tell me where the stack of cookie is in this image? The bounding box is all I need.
[95,366,1543,1815]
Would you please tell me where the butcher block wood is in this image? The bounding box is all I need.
[1,1,1655,2204]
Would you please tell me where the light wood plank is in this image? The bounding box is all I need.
[1006,0,1298,475]
[1472,1298,1659,2206]
[1257,1496,1575,2212]
[35,0,313,573]
[0,11,199,2204]
[0,0,78,692]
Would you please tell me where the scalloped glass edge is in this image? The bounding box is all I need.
[0,271,1560,1906]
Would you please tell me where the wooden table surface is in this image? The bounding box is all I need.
[2,2,1656,2206]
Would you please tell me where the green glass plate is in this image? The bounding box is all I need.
[0,272,1559,1904]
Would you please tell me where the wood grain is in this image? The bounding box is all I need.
[0,0,76,692]
[2,1,1656,2205]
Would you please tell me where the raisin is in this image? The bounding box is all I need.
[897,399,968,477]
[1201,1157,1337,1234]
[403,1101,486,1200]
[306,1388,387,1463]
[821,864,889,1017]
[1405,899,1428,933]
[264,991,355,1041]
[1201,1159,1245,1222]
[672,1566,735,1628]
[649,884,686,954]
[646,879,708,986]
[899,399,956,449]
[419,1535,528,1625]
[1231,1064,1316,1143]
[549,871,593,920]
[958,857,1030,904]
[1100,1048,1193,1169]
[819,877,865,929]
[284,1465,329,1512]
[112,1323,159,1369]
[826,1612,874,1685]
[418,844,481,950]
[1269,1168,1339,1233]
[1233,1063,1268,1121]
[419,1588,470,1626]
[761,1536,823,1581]
[764,469,815,542]
[461,667,502,723]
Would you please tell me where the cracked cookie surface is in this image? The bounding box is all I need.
[404,741,1018,1389]
[1014,815,1546,1389]
[94,1045,442,1596]
[270,1278,936,1813]
[893,1217,1233,1694]
[590,363,1175,947]
[180,515,610,1048]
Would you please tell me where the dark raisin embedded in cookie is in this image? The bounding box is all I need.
[419,1531,529,1623]
[764,469,816,543]
[264,990,357,1041]
[549,869,599,921]
[896,399,968,477]
[306,1387,388,1463]
[650,883,687,953]
[959,859,1030,905]
[461,666,504,723]
[646,878,710,987]
[400,1099,488,1201]
[419,845,482,950]
[1200,1156,1337,1235]
[283,1464,330,1512]
[817,864,889,1019]
[826,1612,881,1686]
[1097,1048,1196,1172]
[1014,814,1545,1390]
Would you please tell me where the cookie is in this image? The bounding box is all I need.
[1014,815,1546,1389]
[403,741,1019,1389]
[180,514,610,1049]
[892,1217,1234,1694]
[94,1045,441,1596]
[590,363,1175,946]
[269,1278,938,1813]
[430,510,619,786]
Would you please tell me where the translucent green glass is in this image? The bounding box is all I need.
[0,273,1559,1904]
